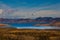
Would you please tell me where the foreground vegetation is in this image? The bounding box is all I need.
[0,28,60,40]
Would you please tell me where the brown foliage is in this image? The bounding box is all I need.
[0,28,60,40]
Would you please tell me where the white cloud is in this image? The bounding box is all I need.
[10,10,60,18]
[0,9,3,14]
[0,2,60,18]
[33,10,60,17]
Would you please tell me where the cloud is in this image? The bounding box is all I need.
[10,10,60,18]
[0,1,60,18]
[0,2,16,18]
[0,9,3,14]
[33,10,60,17]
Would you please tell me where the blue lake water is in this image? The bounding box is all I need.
[8,22,49,27]
[7,23,60,29]
[8,22,38,27]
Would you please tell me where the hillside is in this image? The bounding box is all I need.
[0,28,60,40]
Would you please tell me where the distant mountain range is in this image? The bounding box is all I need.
[0,17,60,27]
[0,17,60,23]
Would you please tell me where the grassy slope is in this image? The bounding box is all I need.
[0,28,60,40]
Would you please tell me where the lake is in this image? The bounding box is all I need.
[8,23,60,29]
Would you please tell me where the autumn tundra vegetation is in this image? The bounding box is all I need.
[0,28,60,40]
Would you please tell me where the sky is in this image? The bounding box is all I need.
[0,0,60,19]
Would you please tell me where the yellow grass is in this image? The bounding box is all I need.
[0,28,60,40]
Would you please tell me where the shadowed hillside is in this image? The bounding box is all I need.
[0,28,60,40]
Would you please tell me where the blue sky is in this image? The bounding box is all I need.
[0,0,60,18]
[1,0,60,8]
